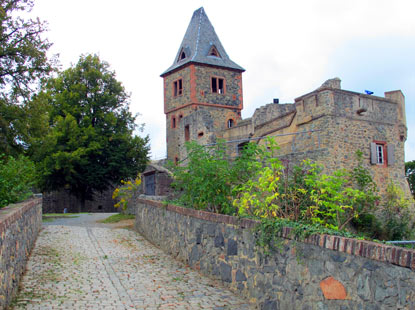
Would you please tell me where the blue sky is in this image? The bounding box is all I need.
[32,0,415,161]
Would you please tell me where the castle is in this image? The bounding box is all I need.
[154,7,409,197]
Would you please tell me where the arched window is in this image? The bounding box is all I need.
[208,46,220,58]
[178,48,187,62]
[227,119,234,128]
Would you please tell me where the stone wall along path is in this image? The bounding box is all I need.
[12,214,253,310]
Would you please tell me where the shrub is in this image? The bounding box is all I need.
[234,147,380,232]
[112,177,141,210]
[0,154,36,208]
[381,182,414,240]
[170,139,261,215]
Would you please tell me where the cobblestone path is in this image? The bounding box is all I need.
[12,215,254,310]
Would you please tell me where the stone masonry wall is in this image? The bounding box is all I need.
[0,198,42,309]
[42,188,117,213]
[135,198,415,310]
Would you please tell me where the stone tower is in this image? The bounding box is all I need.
[161,7,245,163]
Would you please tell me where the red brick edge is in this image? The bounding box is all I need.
[137,198,415,270]
[0,198,42,236]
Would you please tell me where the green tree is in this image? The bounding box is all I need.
[405,160,415,199]
[0,0,54,155]
[0,154,36,208]
[33,54,149,210]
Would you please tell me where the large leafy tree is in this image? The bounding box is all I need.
[0,0,54,155]
[34,54,149,209]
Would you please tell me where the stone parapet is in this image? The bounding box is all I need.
[0,198,42,309]
[135,198,415,310]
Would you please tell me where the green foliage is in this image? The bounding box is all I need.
[170,139,261,215]
[33,54,150,207]
[112,177,142,210]
[0,154,36,207]
[304,164,370,230]
[233,138,285,218]
[0,0,55,156]
[381,182,415,240]
[405,160,415,199]
[234,146,380,233]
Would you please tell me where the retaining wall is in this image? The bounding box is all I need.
[0,198,42,309]
[135,198,415,310]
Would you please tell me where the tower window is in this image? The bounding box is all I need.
[185,125,190,141]
[370,141,394,166]
[171,116,177,128]
[208,46,220,58]
[180,51,186,60]
[211,77,225,94]
[376,144,384,164]
[173,79,183,97]
[227,119,234,128]
[198,131,204,138]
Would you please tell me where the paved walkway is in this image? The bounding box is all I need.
[12,214,254,310]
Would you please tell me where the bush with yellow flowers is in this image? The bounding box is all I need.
[112,177,141,210]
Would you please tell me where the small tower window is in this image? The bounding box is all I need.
[185,125,190,141]
[208,46,220,58]
[173,79,183,97]
[211,77,225,94]
[198,131,204,138]
[227,119,234,128]
[171,116,177,129]
[178,48,187,62]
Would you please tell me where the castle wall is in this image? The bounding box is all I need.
[135,197,415,310]
[0,198,42,309]
[218,84,409,197]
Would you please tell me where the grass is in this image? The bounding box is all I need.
[99,213,135,223]
[42,212,90,222]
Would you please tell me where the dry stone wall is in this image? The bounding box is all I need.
[135,198,415,310]
[0,198,42,309]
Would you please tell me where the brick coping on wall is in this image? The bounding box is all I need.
[137,198,415,270]
[0,198,42,235]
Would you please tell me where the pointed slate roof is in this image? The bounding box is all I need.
[161,7,244,76]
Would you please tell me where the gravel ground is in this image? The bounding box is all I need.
[11,214,254,310]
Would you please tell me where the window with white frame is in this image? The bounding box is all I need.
[376,144,384,164]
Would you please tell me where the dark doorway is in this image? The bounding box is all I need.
[145,173,156,195]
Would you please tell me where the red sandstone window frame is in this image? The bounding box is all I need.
[211,76,225,94]
[173,78,183,97]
